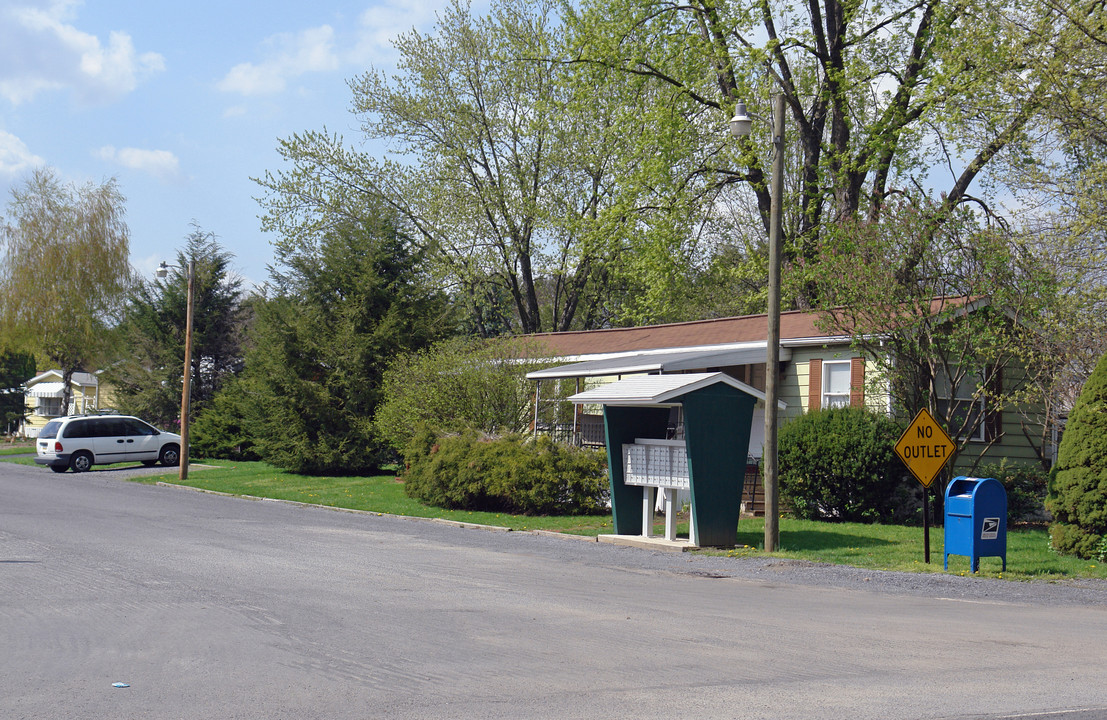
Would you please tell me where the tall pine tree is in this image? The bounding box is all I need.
[106,226,245,429]
[229,211,451,474]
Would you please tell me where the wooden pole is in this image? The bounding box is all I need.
[179,259,194,481]
[763,93,785,553]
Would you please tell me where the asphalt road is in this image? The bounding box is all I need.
[2,459,1106,720]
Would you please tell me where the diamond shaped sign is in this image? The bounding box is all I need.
[895,408,956,488]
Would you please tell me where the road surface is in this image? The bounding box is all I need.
[2,460,1105,719]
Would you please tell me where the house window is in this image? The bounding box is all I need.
[935,368,985,442]
[36,397,64,417]
[822,361,852,408]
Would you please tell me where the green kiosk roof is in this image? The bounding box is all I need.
[567,372,785,409]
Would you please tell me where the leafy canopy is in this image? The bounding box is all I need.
[0,168,132,411]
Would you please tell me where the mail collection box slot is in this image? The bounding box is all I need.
[944,476,1007,572]
[945,493,974,517]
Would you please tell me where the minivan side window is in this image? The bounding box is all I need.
[99,418,127,437]
[85,417,124,437]
[123,418,157,436]
[62,420,89,438]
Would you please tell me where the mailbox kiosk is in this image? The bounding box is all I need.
[569,372,782,548]
[944,476,1007,572]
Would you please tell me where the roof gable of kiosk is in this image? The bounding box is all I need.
[568,372,785,409]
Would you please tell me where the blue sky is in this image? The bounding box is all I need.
[0,0,465,289]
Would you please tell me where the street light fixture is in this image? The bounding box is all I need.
[156,259,194,482]
[730,94,785,553]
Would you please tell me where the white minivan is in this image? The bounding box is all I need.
[35,415,182,473]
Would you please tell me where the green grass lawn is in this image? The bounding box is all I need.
[0,442,35,456]
[130,460,617,535]
[8,455,1103,582]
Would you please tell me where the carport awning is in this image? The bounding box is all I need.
[27,382,65,398]
[526,345,790,380]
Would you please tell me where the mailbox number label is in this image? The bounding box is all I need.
[981,518,1000,540]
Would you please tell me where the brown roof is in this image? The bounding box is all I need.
[527,310,832,358]
[525,296,981,359]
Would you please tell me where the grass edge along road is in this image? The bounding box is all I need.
[6,454,1103,582]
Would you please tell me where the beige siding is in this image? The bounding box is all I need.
[782,345,865,420]
[952,361,1047,472]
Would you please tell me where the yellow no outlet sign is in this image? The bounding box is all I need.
[895,408,955,488]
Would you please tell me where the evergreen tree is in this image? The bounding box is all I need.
[105,226,245,428]
[0,350,35,434]
[228,212,451,474]
[1047,352,1107,558]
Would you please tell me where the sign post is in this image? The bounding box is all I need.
[894,408,956,563]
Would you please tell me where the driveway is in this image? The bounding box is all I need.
[2,460,1105,719]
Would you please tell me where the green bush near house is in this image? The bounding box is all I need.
[973,460,1049,524]
[778,407,908,522]
[402,426,609,515]
[1047,352,1107,559]
[374,337,554,456]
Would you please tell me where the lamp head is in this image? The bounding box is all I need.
[155,261,169,279]
[729,102,753,138]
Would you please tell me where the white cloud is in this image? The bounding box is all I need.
[95,145,180,181]
[350,0,444,65]
[217,25,340,96]
[0,130,45,177]
[0,0,164,106]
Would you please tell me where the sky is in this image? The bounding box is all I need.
[0,0,465,289]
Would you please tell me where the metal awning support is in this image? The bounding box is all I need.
[532,379,540,437]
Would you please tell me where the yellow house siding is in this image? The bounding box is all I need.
[778,357,808,420]
[783,345,865,418]
[20,373,115,437]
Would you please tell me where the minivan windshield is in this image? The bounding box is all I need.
[39,420,62,439]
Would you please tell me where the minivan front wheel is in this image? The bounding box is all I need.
[69,451,94,473]
[159,444,180,467]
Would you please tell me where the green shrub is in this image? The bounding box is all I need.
[374,337,556,455]
[1047,352,1107,558]
[189,379,260,461]
[973,460,1049,524]
[402,426,608,515]
[778,407,908,522]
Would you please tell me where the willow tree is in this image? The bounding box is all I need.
[0,168,133,414]
[257,0,704,334]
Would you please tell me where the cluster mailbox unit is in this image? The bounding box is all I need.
[569,372,781,548]
[623,438,689,542]
[944,476,1008,572]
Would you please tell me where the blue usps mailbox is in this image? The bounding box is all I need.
[944,476,1007,572]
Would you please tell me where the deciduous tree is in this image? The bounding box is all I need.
[568,0,1084,308]
[0,168,132,413]
[256,0,704,333]
[808,200,1058,472]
